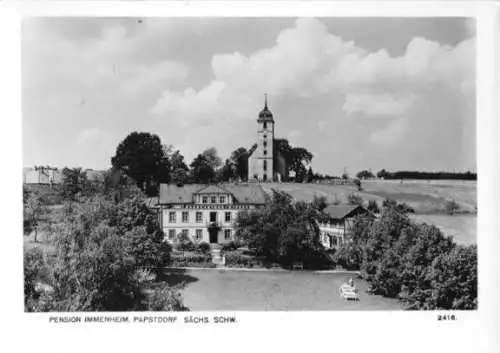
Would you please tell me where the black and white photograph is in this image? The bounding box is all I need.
[2,1,499,352]
[21,15,478,312]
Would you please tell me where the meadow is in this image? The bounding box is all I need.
[263,179,477,244]
[162,268,402,311]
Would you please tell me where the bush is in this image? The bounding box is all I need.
[333,244,363,270]
[174,232,195,252]
[382,199,414,213]
[302,249,336,270]
[24,247,48,311]
[348,193,363,206]
[445,199,460,215]
[170,253,215,268]
[195,242,211,254]
[144,285,188,311]
[224,251,263,268]
[123,226,171,268]
[221,241,239,251]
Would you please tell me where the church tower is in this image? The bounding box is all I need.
[253,94,274,182]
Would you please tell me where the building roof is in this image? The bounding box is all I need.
[223,183,268,204]
[158,183,268,205]
[196,184,230,194]
[323,204,370,220]
[258,95,274,122]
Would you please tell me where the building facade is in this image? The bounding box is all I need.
[155,183,267,244]
[318,204,372,249]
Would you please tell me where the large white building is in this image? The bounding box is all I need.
[154,183,267,244]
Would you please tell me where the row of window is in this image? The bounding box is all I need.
[167,229,233,241]
[201,195,226,204]
[168,211,232,223]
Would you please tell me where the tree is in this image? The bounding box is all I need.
[367,200,380,214]
[356,170,375,179]
[103,167,143,203]
[111,132,170,195]
[229,147,249,181]
[201,147,222,170]
[274,139,313,179]
[24,191,48,242]
[217,159,236,183]
[190,154,215,184]
[235,190,327,269]
[376,169,390,179]
[423,245,477,310]
[306,166,314,183]
[171,168,189,186]
[170,150,189,172]
[341,172,349,180]
[26,194,186,312]
[60,168,87,201]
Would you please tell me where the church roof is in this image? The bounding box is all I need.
[258,94,274,121]
[158,183,268,205]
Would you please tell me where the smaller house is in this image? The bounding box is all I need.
[318,204,372,249]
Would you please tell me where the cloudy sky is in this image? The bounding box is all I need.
[22,17,475,176]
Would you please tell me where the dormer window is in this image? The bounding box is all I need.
[202,196,208,204]
[211,196,216,204]
[220,196,225,204]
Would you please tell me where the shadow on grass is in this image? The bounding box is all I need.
[156,268,200,289]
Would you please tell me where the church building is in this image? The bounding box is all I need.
[247,95,288,182]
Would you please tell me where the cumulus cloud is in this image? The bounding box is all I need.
[23,17,475,172]
[150,18,474,123]
[343,93,417,117]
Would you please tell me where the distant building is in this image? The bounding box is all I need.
[24,167,62,185]
[153,183,267,244]
[318,204,372,249]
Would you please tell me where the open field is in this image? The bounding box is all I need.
[262,180,477,244]
[410,214,477,245]
[161,268,401,310]
[263,180,477,214]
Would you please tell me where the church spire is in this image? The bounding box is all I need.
[264,93,268,109]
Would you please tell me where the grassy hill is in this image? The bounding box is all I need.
[261,180,477,215]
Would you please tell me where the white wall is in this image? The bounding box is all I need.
[161,207,240,244]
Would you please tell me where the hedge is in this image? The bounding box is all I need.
[170,253,215,268]
[223,251,264,268]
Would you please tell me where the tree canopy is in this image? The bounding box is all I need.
[190,154,215,184]
[274,139,313,182]
[111,132,170,195]
[234,190,330,269]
